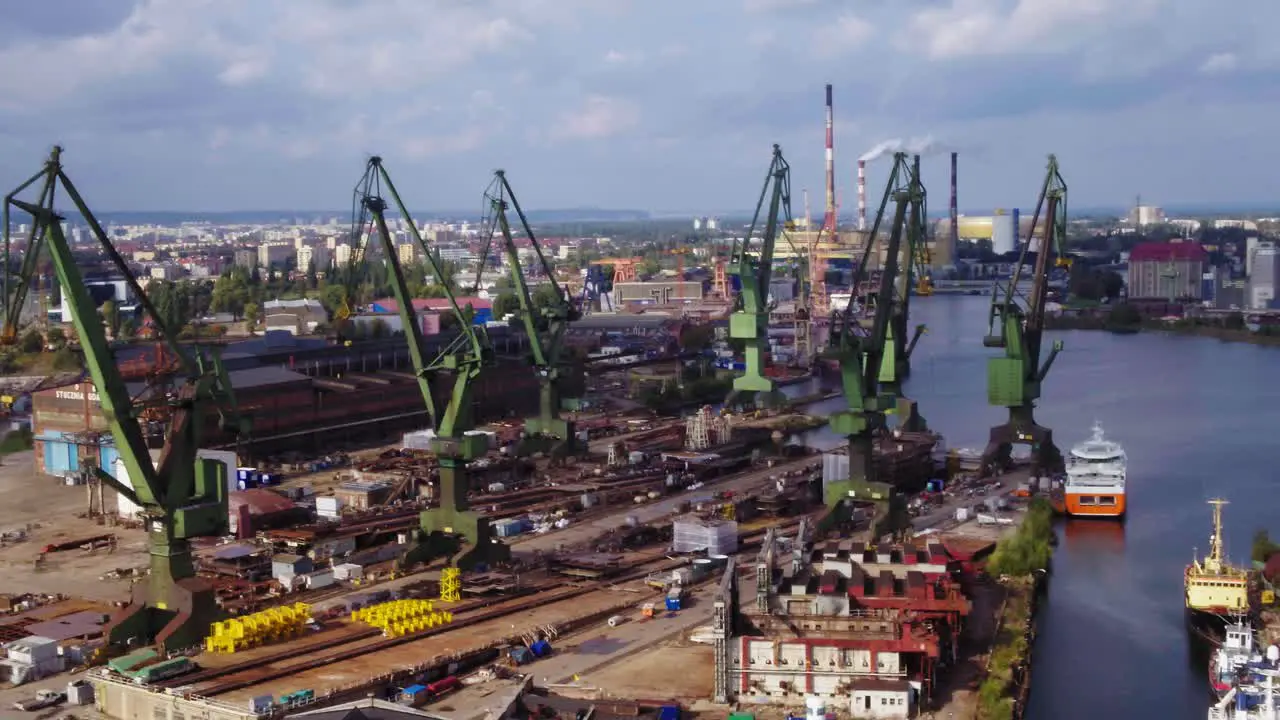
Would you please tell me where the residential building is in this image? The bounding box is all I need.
[234,249,257,270]
[1248,242,1279,310]
[1126,242,1207,300]
[258,242,295,269]
[397,243,416,266]
[297,244,331,273]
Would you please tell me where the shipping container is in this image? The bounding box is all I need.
[426,675,460,696]
[509,646,533,665]
[529,639,552,657]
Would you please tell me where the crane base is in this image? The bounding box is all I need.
[419,509,509,571]
[981,422,1064,477]
[103,577,220,654]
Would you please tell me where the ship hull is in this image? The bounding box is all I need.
[1052,491,1126,518]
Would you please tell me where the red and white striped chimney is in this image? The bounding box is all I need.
[823,84,836,233]
[857,159,867,231]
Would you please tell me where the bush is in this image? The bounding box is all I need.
[986,498,1054,576]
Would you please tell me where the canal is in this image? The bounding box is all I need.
[788,294,1278,719]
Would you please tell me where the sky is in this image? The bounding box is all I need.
[0,0,1276,216]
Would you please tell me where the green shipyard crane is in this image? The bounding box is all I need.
[824,152,921,532]
[6,147,248,651]
[880,154,929,431]
[2,194,49,344]
[981,154,1072,476]
[727,144,791,406]
[476,170,584,455]
[349,157,504,570]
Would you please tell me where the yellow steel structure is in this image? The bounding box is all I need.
[205,602,311,654]
[440,567,462,603]
[351,599,454,638]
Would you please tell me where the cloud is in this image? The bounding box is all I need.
[1199,52,1238,75]
[550,96,640,141]
[813,15,874,52]
[905,0,1164,60]
[0,0,1275,213]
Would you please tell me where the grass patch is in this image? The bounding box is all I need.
[0,427,34,455]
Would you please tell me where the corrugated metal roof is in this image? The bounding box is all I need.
[229,488,299,515]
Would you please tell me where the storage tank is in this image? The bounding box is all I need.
[709,554,730,569]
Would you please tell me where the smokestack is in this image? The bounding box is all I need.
[857,160,867,231]
[949,152,959,260]
[823,84,836,233]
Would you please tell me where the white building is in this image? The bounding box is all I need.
[990,209,1017,255]
[1248,242,1279,310]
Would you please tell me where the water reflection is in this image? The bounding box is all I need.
[1061,518,1126,554]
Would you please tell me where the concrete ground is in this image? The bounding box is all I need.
[0,450,147,602]
[529,583,721,691]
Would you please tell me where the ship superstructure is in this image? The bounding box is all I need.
[1053,422,1126,518]
[1212,619,1265,697]
[1187,499,1252,622]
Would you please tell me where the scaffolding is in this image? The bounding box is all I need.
[440,567,461,603]
[673,516,739,555]
[205,602,311,653]
[685,407,733,451]
[352,599,453,638]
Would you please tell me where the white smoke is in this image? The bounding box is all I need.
[858,135,948,163]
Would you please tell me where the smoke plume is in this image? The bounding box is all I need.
[858,135,951,163]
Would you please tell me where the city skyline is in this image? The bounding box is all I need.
[0,0,1274,214]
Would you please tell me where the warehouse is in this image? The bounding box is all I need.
[30,339,542,469]
[30,366,310,476]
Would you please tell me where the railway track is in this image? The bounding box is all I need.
[169,550,682,695]
[166,513,805,699]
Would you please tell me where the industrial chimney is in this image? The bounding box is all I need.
[823,84,836,233]
[949,152,959,264]
[857,160,867,231]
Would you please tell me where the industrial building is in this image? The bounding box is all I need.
[30,334,541,471]
[710,530,971,718]
[1127,242,1208,300]
[612,281,704,307]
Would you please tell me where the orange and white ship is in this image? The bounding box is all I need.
[1052,422,1126,518]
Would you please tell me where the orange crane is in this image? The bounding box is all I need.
[591,257,643,283]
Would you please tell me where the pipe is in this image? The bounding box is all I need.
[857,160,867,231]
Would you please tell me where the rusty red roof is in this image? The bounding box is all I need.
[1129,242,1207,262]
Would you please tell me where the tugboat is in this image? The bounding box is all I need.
[1186,499,1253,632]
[1211,617,1267,698]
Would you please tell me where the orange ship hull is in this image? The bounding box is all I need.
[1060,492,1126,518]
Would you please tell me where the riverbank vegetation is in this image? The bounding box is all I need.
[976,499,1053,720]
[986,498,1054,577]
[1046,304,1280,346]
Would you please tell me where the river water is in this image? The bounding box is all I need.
[784,294,1279,720]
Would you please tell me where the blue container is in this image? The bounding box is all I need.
[509,647,533,665]
[529,640,551,657]
[259,472,276,486]
[659,706,681,720]
[665,597,682,611]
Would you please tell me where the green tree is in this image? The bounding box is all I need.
[493,293,521,318]
[243,303,261,334]
[679,324,716,352]
[46,326,67,350]
[1225,312,1246,331]
[51,347,80,371]
[19,328,43,354]
[1107,302,1142,329]
[101,299,120,338]
[119,318,137,341]
[306,261,318,289]
[1253,530,1280,564]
